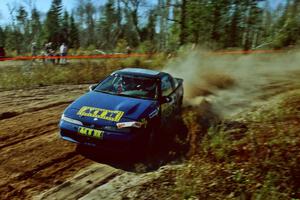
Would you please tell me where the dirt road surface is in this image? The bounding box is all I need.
[0,84,115,199]
[0,83,186,200]
[1,53,300,200]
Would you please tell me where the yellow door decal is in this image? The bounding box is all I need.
[78,127,104,139]
[77,106,124,122]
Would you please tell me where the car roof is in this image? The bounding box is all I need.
[113,68,166,78]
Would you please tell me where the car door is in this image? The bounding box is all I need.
[160,74,177,125]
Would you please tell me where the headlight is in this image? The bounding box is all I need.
[116,121,142,129]
[103,126,131,133]
[61,114,83,126]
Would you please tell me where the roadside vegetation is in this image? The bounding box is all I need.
[2,50,299,199]
[1,0,300,199]
[2,0,300,58]
[0,54,167,91]
[129,89,300,200]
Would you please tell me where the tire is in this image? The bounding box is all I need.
[180,96,183,106]
[142,126,155,157]
[75,144,90,156]
[175,96,183,114]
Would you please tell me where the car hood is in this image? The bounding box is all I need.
[64,91,157,125]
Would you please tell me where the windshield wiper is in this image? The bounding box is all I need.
[114,93,135,98]
[94,90,114,95]
[94,90,135,98]
[94,90,155,100]
[116,93,156,100]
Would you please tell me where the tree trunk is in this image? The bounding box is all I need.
[179,0,187,45]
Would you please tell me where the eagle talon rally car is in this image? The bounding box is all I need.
[59,68,183,152]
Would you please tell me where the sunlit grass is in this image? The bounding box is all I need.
[169,90,300,199]
[134,90,300,199]
[0,54,167,91]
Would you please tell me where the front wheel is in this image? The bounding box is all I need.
[175,96,183,114]
[143,127,158,168]
[146,128,155,155]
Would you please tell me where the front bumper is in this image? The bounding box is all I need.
[59,120,147,152]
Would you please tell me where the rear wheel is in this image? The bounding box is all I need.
[75,144,94,157]
[146,128,155,154]
[144,126,158,167]
[175,96,183,115]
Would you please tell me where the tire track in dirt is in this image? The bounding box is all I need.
[0,104,67,149]
[0,101,72,120]
[0,85,95,200]
[0,123,57,150]
[36,164,121,200]
[0,120,90,200]
[0,84,89,121]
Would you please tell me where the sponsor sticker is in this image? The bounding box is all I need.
[140,118,148,128]
[77,106,124,122]
[149,108,159,119]
[78,127,104,139]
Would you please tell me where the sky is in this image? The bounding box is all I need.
[0,0,95,25]
[0,0,285,26]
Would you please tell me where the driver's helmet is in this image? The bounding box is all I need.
[141,81,155,91]
[121,77,134,90]
[114,76,130,93]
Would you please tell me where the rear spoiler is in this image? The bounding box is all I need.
[175,78,183,84]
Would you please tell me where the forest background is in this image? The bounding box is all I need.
[0,0,299,56]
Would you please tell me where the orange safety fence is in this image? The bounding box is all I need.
[0,53,150,61]
[0,50,286,61]
[210,49,285,55]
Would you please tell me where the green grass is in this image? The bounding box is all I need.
[0,54,167,91]
[130,90,300,200]
[175,90,300,199]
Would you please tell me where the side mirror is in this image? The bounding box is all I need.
[89,84,97,91]
[161,96,171,104]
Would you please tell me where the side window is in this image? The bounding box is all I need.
[161,75,173,96]
[173,78,179,88]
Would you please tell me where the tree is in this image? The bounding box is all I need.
[143,9,157,42]
[97,0,120,50]
[44,0,63,45]
[0,0,297,54]
[139,9,157,52]
[76,0,96,47]
[185,0,211,45]
[30,8,42,46]
[272,0,300,47]
[16,6,28,33]
[15,6,30,53]
[121,0,146,46]
[157,0,171,50]
[5,26,23,54]
[69,14,80,48]
[0,27,6,47]
[240,0,265,50]
[61,10,70,43]
[226,2,239,47]
[178,0,187,45]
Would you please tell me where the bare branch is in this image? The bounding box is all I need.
[167,18,180,23]
[7,2,18,26]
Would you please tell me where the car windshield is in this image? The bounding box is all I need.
[94,74,158,99]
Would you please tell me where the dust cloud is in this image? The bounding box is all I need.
[164,50,300,118]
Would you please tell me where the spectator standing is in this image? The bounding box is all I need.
[0,46,5,58]
[45,42,55,64]
[45,42,52,55]
[60,43,68,64]
[126,46,132,54]
[31,42,37,62]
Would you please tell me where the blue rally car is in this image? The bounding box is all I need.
[59,68,183,153]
